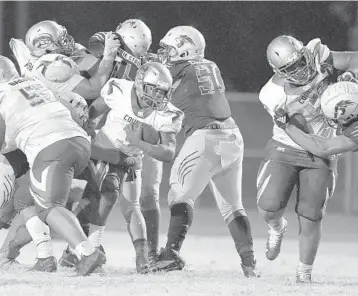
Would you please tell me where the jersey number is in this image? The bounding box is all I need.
[195,64,225,95]
[20,84,52,107]
[111,61,135,81]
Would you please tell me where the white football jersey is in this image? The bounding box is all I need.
[95,78,183,156]
[259,38,336,150]
[0,77,88,166]
[10,39,88,93]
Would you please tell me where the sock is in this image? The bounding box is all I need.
[296,261,313,275]
[133,238,149,257]
[74,240,96,259]
[25,216,53,259]
[268,217,285,232]
[165,203,193,252]
[88,224,105,248]
[77,210,90,237]
[141,209,160,255]
[228,216,255,266]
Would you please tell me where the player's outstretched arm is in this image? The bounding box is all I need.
[72,32,120,100]
[285,124,358,157]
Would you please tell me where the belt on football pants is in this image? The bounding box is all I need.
[201,124,238,130]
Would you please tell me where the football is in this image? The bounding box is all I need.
[289,113,313,134]
[140,123,161,144]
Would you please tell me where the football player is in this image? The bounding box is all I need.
[87,19,162,260]
[1,21,121,270]
[0,56,105,276]
[257,35,358,283]
[276,77,358,157]
[149,26,259,278]
[74,61,183,273]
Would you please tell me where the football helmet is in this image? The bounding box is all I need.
[0,56,20,83]
[25,20,75,57]
[32,53,80,83]
[267,35,317,85]
[158,26,206,65]
[320,81,358,126]
[115,19,152,58]
[134,62,173,111]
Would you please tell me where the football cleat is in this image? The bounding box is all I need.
[59,245,107,268]
[149,248,185,272]
[29,256,57,273]
[265,217,287,260]
[241,260,261,278]
[59,246,79,268]
[76,248,106,276]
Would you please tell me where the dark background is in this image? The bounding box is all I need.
[5,1,358,214]
[1,1,355,92]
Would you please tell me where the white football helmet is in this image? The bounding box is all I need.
[158,26,206,65]
[267,35,317,85]
[115,19,152,58]
[25,20,75,57]
[0,56,20,83]
[320,81,358,126]
[134,62,173,111]
[31,53,80,84]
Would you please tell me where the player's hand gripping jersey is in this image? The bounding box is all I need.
[0,77,88,165]
[259,39,338,150]
[94,78,183,156]
[169,59,232,137]
[88,32,141,81]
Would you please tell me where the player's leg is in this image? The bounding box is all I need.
[151,133,215,272]
[295,167,335,283]
[86,164,119,252]
[257,159,298,260]
[208,131,258,277]
[139,154,163,260]
[31,137,105,276]
[120,169,150,273]
[59,162,108,268]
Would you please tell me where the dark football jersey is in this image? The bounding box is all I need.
[170,59,231,136]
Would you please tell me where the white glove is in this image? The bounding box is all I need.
[103,32,121,60]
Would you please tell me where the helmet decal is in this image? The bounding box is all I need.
[334,100,354,119]
[176,35,195,48]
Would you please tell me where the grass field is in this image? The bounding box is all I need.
[0,207,358,296]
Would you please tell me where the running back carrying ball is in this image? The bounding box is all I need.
[128,122,161,144]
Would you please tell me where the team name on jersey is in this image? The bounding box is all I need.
[115,48,141,68]
[124,114,140,124]
[297,72,330,104]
